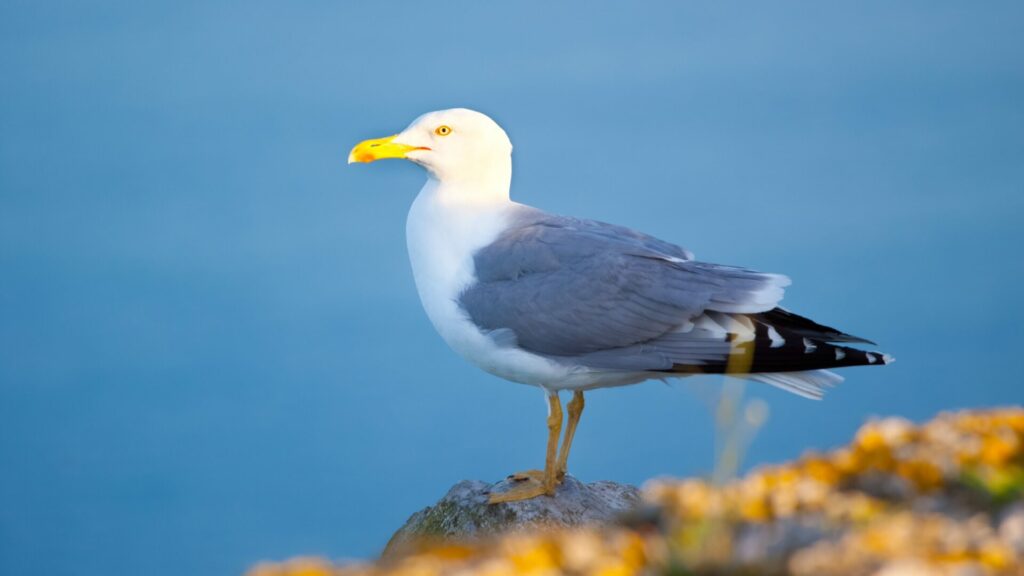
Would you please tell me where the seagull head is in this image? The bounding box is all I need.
[349,108,513,189]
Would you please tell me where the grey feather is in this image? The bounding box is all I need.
[567,330,733,371]
[459,206,789,358]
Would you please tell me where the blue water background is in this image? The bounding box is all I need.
[2,2,1022,574]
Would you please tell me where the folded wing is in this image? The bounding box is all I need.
[460,208,789,356]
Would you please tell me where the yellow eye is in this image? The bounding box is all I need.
[435,125,452,136]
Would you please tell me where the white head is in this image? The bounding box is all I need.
[349,108,513,196]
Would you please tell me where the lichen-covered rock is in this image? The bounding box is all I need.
[383,475,640,556]
[998,502,1024,558]
[248,407,1024,576]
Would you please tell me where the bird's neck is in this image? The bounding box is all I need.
[427,155,512,205]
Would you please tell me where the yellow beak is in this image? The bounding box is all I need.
[347,134,426,164]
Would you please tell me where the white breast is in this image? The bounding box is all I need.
[405,181,573,388]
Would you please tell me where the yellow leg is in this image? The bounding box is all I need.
[489,392,563,504]
[556,391,585,480]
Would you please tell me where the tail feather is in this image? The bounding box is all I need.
[749,370,843,400]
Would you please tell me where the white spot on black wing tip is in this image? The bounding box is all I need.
[803,338,817,353]
[881,353,895,364]
[835,348,846,361]
[767,326,784,348]
[866,353,877,364]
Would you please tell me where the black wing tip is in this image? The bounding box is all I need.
[759,307,877,345]
[818,344,894,368]
[660,341,894,376]
[832,334,877,346]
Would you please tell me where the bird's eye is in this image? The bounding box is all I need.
[435,125,452,136]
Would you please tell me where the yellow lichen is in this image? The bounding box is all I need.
[248,407,1024,576]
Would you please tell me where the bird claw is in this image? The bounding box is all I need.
[489,469,560,503]
[508,469,544,482]
[489,476,550,504]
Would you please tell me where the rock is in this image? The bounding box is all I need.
[383,475,639,557]
[1000,502,1024,556]
[733,517,831,569]
[249,408,1024,576]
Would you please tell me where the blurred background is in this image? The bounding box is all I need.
[2,1,1022,574]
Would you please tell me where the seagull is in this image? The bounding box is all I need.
[348,108,891,503]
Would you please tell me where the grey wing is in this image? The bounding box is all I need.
[458,209,789,358]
